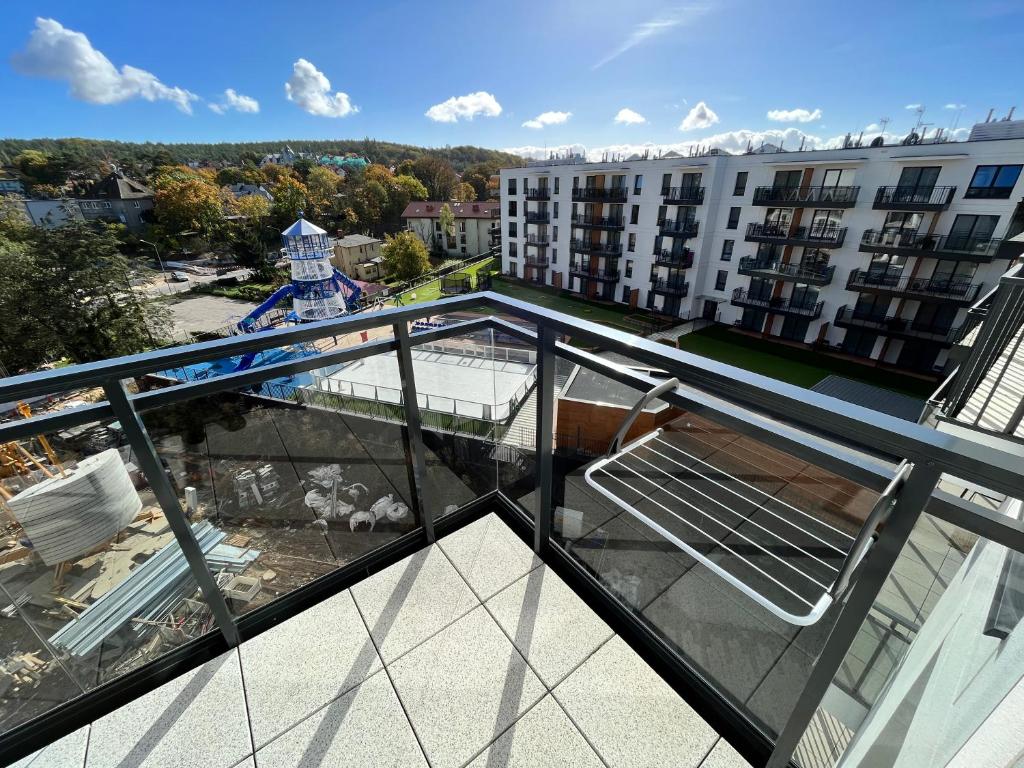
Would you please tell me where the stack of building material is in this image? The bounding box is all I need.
[7,449,141,566]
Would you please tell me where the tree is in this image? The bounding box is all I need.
[412,156,458,200]
[453,182,476,202]
[394,174,427,201]
[270,177,309,230]
[305,167,340,216]
[292,157,314,180]
[153,172,224,238]
[439,203,455,245]
[381,231,431,281]
[229,195,276,281]
[261,163,296,185]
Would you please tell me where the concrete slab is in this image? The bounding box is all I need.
[554,635,719,768]
[165,294,257,336]
[9,725,89,768]
[240,589,382,747]
[700,738,754,768]
[485,565,613,687]
[438,512,542,600]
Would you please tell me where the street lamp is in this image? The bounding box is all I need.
[139,239,168,291]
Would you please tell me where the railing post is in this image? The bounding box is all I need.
[766,463,941,768]
[533,326,556,554]
[103,379,240,648]
[392,321,434,543]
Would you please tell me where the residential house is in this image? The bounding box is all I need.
[229,184,274,202]
[402,200,500,258]
[331,234,385,281]
[77,172,155,232]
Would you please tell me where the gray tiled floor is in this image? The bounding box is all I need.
[18,512,748,768]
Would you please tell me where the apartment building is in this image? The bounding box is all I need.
[402,200,500,258]
[500,124,1024,374]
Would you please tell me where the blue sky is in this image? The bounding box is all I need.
[2,1,1022,158]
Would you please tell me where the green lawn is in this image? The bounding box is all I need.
[392,258,495,306]
[488,277,639,332]
[676,324,937,398]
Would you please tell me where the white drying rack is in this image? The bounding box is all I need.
[583,378,909,626]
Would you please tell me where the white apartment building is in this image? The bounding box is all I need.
[402,201,500,258]
[500,125,1024,375]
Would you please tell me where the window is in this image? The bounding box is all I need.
[508,200,517,217]
[132,201,141,209]
[622,285,631,303]
[523,177,528,191]
[509,242,518,258]
[634,175,643,195]
[715,270,728,291]
[551,248,557,264]
[460,246,467,254]
[460,234,466,244]
[628,233,636,252]
[508,178,517,195]
[949,214,999,245]
[822,168,852,187]
[508,222,517,238]
[552,225,558,242]
[573,176,579,191]
[966,165,1022,199]
[661,173,672,195]
[897,166,940,191]
[459,221,466,233]
[630,205,639,225]
[727,207,741,229]
[721,239,734,260]
[434,221,441,232]
[774,170,802,189]
[733,172,748,196]
[625,260,634,278]
[553,202,559,218]
[554,178,560,194]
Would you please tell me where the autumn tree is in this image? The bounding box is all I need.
[229,194,276,281]
[412,156,458,200]
[152,166,224,238]
[270,176,309,230]
[453,182,477,202]
[305,167,340,217]
[261,163,296,185]
[381,231,431,281]
[439,203,456,243]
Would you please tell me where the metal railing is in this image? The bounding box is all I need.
[752,185,860,206]
[657,218,700,238]
[846,269,982,303]
[571,187,628,202]
[525,211,550,223]
[859,229,1004,259]
[525,187,550,200]
[873,185,957,209]
[525,234,549,246]
[569,263,620,282]
[833,306,960,343]
[650,277,690,296]
[571,214,624,229]
[653,249,695,268]
[661,185,706,204]
[569,239,623,256]
[731,288,824,318]
[1,290,1023,768]
[745,222,846,247]
[738,257,835,284]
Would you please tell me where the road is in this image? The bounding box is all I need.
[138,268,253,297]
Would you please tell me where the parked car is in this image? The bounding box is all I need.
[168,271,190,282]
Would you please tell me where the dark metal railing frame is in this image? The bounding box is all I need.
[1,291,1023,768]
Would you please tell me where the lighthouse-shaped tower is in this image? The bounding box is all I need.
[281,216,351,321]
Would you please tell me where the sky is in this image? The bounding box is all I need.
[1,0,1022,160]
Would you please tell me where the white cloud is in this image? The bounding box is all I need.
[285,58,357,118]
[614,108,646,125]
[208,88,259,115]
[679,101,719,131]
[593,6,709,69]
[944,103,966,110]
[11,17,198,113]
[425,91,502,123]
[522,111,572,129]
[766,107,822,123]
[905,103,923,110]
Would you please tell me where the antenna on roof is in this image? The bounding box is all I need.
[798,136,806,151]
[985,108,995,122]
[1007,106,1017,120]
[855,130,864,147]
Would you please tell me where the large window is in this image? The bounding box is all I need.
[508,200,517,217]
[628,233,636,252]
[630,205,639,225]
[897,165,940,191]
[625,259,633,278]
[715,270,728,291]
[508,222,517,238]
[633,174,643,195]
[554,177,560,194]
[726,207,741,229]
[733,172,748,196]
[507,178,517,195]
[661,173,672,195]
[966,165,1022,199]
[721,239,734,261]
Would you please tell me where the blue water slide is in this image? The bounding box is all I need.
[331,268,362,310]
[233,283,296,371]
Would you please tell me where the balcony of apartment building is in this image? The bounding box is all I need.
[752,185,860,207]
[737,256,835,286]
[524,253,550,268]
[730,288,824,318]
[569,238,623,257]
[833,305,960,345]
[654,247,695,269]
[649,276,690,297]
[872,185,957,211]
[571,186,628,203]
[571,214,624,231]
[2,290,1024,768]
[744,222,847,248]
[661,185,706,205]
[568,259,620,282]
[657,217,700,239]
[525,210,551,224]
[858,229,1006,262]
[525,233,550,248]
[525,187,550,201]
[846,269,982,305]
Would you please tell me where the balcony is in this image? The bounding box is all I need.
[846,269,982,305]
[571,214,624,231]
[525,211,550,224]
[653,249,695,269]
[649,277,690,296]
[525,187,550,201]
[569,239,623,257]
[737,256,835,285]
[744,222,847,248]
[525,254,550,267]
[0,291,1021,768]
[872,185,957,211]
[571,186,627,203]
[730,288,823,318]
[569,262,620,282]
[525,234,550,247]
[661,185,706,205]
[657,218,700,238]
[752,185,860,207]
[859,229,1007,262]
[834,305,960,344]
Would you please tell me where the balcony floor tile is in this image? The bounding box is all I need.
[388,605,547,768]
[9,725,89,768]
[554,635,719,768]
[438,512,542,600]
[699,738,754,767]
[484,564,614,687]
[85,650,251,768]
[240,588,382,748]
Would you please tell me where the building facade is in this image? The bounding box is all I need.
[330,234,384,281]
[402,201,500,258]
[499,128,1024,374]
[77,172,155,232]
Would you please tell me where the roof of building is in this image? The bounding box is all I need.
[401,201,499,219]
[282,217,327,237]
[811,375,925,422]
[332,234,380,248]
[85,172,154,200]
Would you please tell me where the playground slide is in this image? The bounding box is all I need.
[331,268,362,310]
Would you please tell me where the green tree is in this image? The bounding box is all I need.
[270,176,309,230]
[292,157,315,180]
[306,167,340,217]
[152,169,224,238]
[453,182,476,202]
[381,231,430,281]
[439,203,455,244]
[412,156,458,200]
[229,195,276,281]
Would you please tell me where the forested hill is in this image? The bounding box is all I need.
[0,137,524,173]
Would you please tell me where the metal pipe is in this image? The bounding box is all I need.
[533,326,555,554]
[392,322,434,543]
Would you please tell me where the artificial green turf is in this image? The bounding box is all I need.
[488,277,637,331]
[676,324,938,398]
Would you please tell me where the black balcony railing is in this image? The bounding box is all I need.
[569,263,620,282]
[525,255,550,266]
[653,249,695,268]
[752,185,860,207]
[872,186,957,211]
[658,218,700,238]
[650,277,690,296]
[846,269,982,304]
[571,214,625,230]
[525,235,550,247]
[525,211,550,224]
[571,187,628,202]
[834,306,960,344]
[745,222,846,247]
[859,230,1006,261]
[525,187,550,200]
[662,186,706,205]
[569,239,623,256]
[737,257,835,285]
[731,288,823,318]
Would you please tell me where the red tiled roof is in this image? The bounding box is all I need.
[401,201,499,219]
